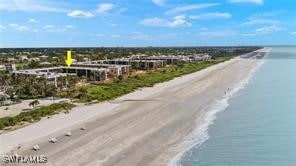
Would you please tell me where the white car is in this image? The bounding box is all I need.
[32,145,40,151]
[50,137,58,143]
[65,132,72,137]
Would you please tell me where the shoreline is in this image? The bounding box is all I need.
[0,48,269,165]
[168,49,269,166]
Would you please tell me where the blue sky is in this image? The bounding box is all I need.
[0,0,296,47]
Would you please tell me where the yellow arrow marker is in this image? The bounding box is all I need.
[65,50,73,67]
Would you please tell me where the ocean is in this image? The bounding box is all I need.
[173,47,296,166]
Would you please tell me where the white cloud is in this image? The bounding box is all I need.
[131,32,150,40]
[255,25,282,34]
[43,25,54,29]
[173,15,186,20]
[190,12,232,20]
[28,18,37,23]
[43,25,73,32]
[97,34,105,37]
[96,3,114,14]
[242,33,256,36]
[200,27,208,31]
[290,32,296,35]
[140,15,192,28]
[67,10,94,18]
[251,11,280,18]
[242,11,280,27]
[32,29,39,33]
[109,23,117,26]
[152,0,166,6]
[168,15,192,27]
[140,17,166,27]
[111,35,120,38]
[243,18,278,25]
[165,3,219,15]
[65,25,75,29]
[8,23,30,32]
[197,31,237,38]
[229,0,264,5]
[116,8,128,14]
[56,28,67,32]
[16,26,30,31]
[9,24,19,27]
[0,0,66,12]
[0,25,4,30]
[244,24,282,36]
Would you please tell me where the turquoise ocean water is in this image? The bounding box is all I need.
[176,47,296,166]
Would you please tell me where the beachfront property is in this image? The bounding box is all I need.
[96,54,212,70]
[0,63,16,71]
[12,62,131,86]
[135,54,212,63]
[12,66,107,87]
[9,53,212,88]
[72,62,131,78]
[102,59,166,70]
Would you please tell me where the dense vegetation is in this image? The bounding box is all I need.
[0,103,75,130]
[0,70,11,87]
[0,47,261,67]
[4,57,232,103]
[5,75,80,100]
[64,56,231,103]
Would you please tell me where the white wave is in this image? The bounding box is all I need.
[168,58,266,166]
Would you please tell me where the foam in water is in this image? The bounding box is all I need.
[168,54,267,166]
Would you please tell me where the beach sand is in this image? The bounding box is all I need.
[0,98,71,118]
[0,50,267,166]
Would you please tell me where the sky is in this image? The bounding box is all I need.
[0,0,296,48]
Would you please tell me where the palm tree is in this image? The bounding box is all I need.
[29,99,40,108]
[38,77,47,97]
[45,84,57,101]
[4,75,11,86]
[67,75,79,88]
[0,73,11,91]
[78,88,87,99]
[57,76,67,89]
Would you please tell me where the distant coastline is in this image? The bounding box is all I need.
[169,47,270,166]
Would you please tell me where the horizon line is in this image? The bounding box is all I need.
[1,45,295,49]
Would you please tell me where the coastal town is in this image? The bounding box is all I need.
[1,0,295,165]
[0,47,259,108]
[0,46,267,165]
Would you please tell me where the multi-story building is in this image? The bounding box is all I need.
[12,66,108,87]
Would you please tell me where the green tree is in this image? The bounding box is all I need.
[5,88,17,101]
[27,60,40,69]
[45,85,57,98]
[29,100,40,108]
[66,88,78,102]
[78,88,87,99]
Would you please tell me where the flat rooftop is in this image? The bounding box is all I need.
[73,62,131,68]
[13,66,107,79]
[14,66,107,73]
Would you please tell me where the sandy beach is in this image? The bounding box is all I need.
[0,98,71,118]
[0,49,267,166]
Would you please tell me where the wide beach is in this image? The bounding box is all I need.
[0,49,268,166]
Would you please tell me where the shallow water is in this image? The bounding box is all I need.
[179,47,296,166]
